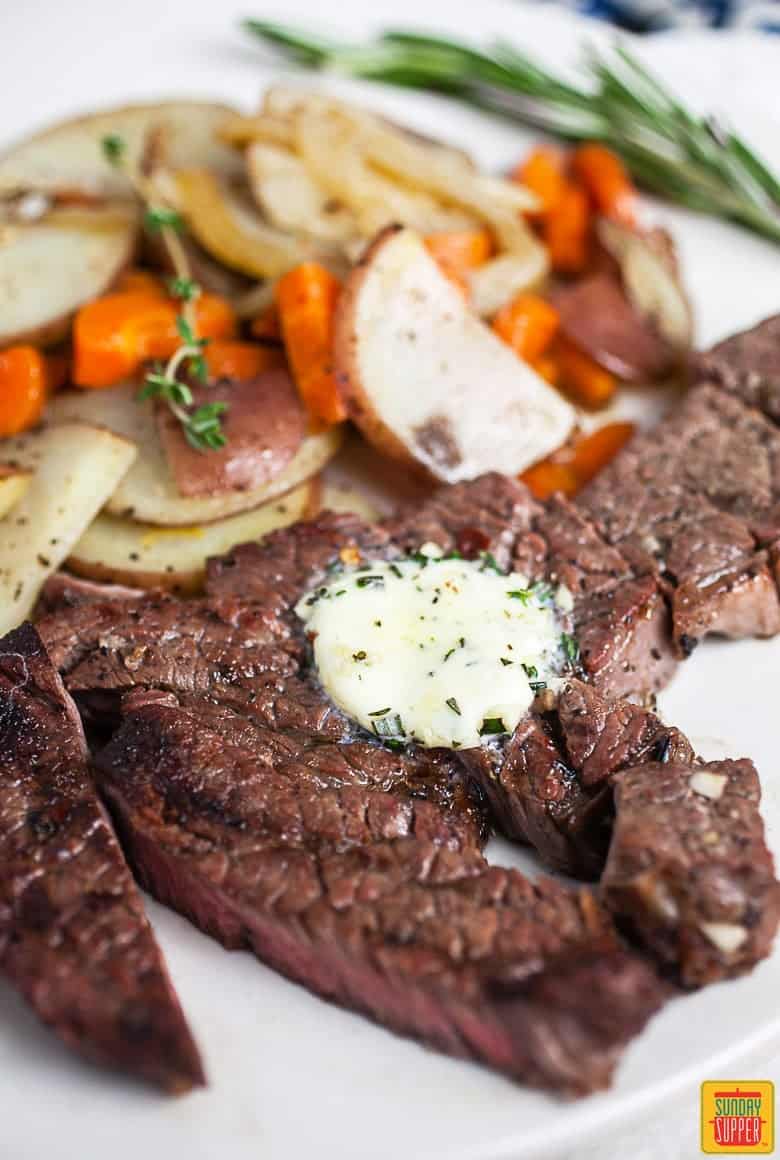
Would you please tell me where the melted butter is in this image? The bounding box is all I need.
[296,547,570,750]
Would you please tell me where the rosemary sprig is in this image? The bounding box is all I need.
[100,135,229,451]
[244,21,780,243]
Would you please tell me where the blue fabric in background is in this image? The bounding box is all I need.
[563,0,780,31]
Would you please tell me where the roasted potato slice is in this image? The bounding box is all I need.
[68,479,314,593]
[333,227,574,484]
[0,101,243,198]
[0,465,32,519]
[0,204,138,346]
[0,423,137,632]
[46,385,343,525]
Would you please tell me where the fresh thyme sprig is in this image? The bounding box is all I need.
[100,134,229,451]
[244,21,780,243]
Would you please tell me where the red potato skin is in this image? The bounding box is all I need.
[156,368,307,498]
[333,224,452,484]
[551,273,678,383]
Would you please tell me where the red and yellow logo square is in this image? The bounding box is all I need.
[701,1081,774,1153]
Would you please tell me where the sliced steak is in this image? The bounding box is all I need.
[602,759,780,987]
[533,496,676,697]
[94,690,667,1097]
[0,624,203,1094]
[460,679,693,879]
[579,383,780,654]
[692,314,780,424]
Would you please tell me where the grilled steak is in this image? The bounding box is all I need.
[579,384,780,654]
[460,679,694,878]
[693,314,780,424]
[31,471,779,1092]
[93,686,667,1097]
[602,759,780,986]
[0,624,203,1094]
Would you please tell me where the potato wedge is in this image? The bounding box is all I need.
[0,204,138,346]
[176,169,314,278]
[0,465,32,519]
[0,101,243,198]
[246,141,357,245]
[333,227,575,484]
[45,385,343,525]
[598,218,693,352]
[0,423,137,633]
[68,479,314,593]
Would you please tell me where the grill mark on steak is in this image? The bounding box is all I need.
[0,624,203,1094]
[579,383,780,653]
[692,314,780,425]
[602,759,780,987]
[93,691,667,1096]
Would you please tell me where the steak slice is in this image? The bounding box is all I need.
[94,690,667,1097]
[0,624,203,1093]
[602,759,780,987]
[692,314,780,425]
[460,680,693,879]
[533,496,676,698]
[579,384,780,654]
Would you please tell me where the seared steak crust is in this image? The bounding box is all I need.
[0,624,203,1094]
[579,384,780,653]
[692,314,780,424]
[602,759,780,987]
[94,688,667,1097]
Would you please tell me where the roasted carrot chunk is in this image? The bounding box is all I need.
[73,291,236,388]
[567,421,635,485]
[425,229,493,291]
[493,293,559,363]
[521,421,635,499]
[0,347,49,436]
[512,146,567,219]
[543,183,590,274]
[571,143,638,226]
[555,336,617,409]
[204,340,282,382]
[276,263,346,426]
[532,355,560,386]
[521,460,580,500]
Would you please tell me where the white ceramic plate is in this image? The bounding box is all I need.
[1,3,779,1158]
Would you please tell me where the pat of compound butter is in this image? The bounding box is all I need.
[296,549,570,750]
